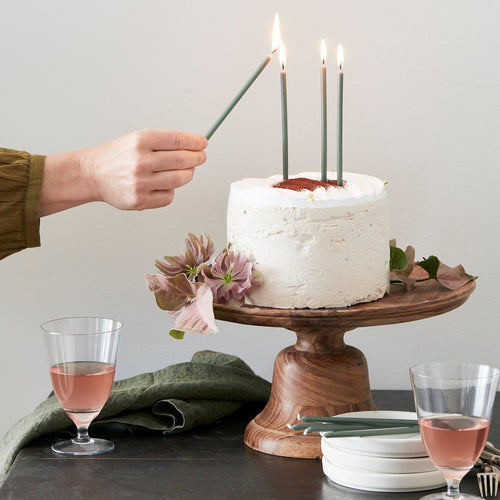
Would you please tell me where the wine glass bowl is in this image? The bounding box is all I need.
[410,362,499,500]
[42,317,122,456]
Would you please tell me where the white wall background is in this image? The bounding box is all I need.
[0,0,499,436]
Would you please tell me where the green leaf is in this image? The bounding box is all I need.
[390,246,408,272]
[169,329,185,340]
[418,256,440,279]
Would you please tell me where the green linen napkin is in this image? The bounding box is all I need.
[0,350,271,483]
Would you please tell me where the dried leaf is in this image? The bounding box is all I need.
[408,264,429,280]
[389,244,476,292]
[436,263,477,290]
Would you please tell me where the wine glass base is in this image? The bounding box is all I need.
[420,493,481,499]
[51,437,115,456]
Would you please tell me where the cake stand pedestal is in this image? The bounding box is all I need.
[213,280,476,459]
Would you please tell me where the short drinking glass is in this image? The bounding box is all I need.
[41,317,122,456]
[410,362,499,500]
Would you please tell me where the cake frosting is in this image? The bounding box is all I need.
[227,172,390,309]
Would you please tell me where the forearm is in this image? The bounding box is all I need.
[39,148,98,217]
[38,129,207,217]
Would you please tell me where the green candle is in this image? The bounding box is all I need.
[205,14,280,140]
[299,415,418,426]
[323,426,420,438]
[337,44,344,187]
[280,40,288,180]
[321,39,327,182]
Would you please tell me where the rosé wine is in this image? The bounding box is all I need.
[420,415,489,472]
[50,361,115,413]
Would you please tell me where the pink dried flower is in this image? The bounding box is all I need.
[146,234,262,338]
[155,233,214,280]
[144,273,217,335]
[201,249,260,306]
[168,284,218,335]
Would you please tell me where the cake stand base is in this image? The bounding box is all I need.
[214,280,475,459]
[245,340,376,459]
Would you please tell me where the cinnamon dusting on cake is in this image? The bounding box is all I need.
[273,177,345,192]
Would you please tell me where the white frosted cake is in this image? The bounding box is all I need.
[227,172,390,309]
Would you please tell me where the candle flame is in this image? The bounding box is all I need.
[337,44,344,71]
[279,40,286,70]
[321,39,327,65]
[272,13,280,54]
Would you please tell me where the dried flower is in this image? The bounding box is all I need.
[146,234,260,338]
[145,273,218,336]
[155,233,214,280]
[168,284,218,335]
[145,273,196,311]
[201,248,260,306]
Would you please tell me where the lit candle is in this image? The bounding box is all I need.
[205,14,281,140]
[321,39,327,182]
[337,44,344,187]
[280,40,288,180]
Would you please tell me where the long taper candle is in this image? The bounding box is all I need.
[205,14,280,140]
[321,39,327,182]
[280,40,288,180]
[337,44,344,186]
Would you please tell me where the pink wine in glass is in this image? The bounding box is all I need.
[50,361,115,426]
[420,415,489,475]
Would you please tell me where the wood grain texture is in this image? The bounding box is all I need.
[214,280,476,458]
[214,280,476,331]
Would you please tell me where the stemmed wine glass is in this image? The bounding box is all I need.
[410,362,499,500]
[41,317,122,456]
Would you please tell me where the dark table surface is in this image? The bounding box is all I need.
[1,390,498,500]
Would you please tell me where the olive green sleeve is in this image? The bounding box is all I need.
[0,147,45,260]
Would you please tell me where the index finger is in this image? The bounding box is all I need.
[149,130,208,152]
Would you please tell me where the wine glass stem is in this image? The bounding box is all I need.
[74,424,92,445]
[445,478,461,499]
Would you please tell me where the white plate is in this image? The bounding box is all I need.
[322,456,446,493]
[321,410,427,458]
[321,437,436,473]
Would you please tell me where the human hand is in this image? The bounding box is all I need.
[84,129,208,210]
[40,129,208,216]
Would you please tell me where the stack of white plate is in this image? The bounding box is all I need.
[321,410,446,493]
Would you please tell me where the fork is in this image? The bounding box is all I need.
[477,464,500,497]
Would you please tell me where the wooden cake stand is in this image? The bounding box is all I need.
[213,280,476,459]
